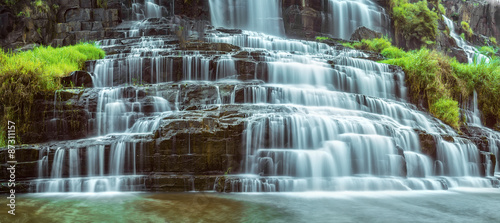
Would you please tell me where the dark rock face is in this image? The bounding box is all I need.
[443,0,500,42]
[419,132,438,161]
[350,26,382,41]
[283,4,325,39]
[61,70,94,88]
[0,6,15,39]
[0,0,122,49]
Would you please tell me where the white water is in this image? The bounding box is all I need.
[324,0,391,39]
[209,0,285,37]
[34,0,500,193]
[442,15,490,64]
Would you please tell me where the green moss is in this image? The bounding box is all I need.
[0,43,105,144]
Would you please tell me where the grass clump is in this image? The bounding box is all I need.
[343,37,392,52]
[430,98,460,129]
[0,42,105,146]
[478,46,496,57]
[346,34,500,130]
[381,48,464,129]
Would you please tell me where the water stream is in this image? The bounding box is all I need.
[29,0,500,194]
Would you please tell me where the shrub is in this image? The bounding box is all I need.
[461,21,474,38]
[381,46,407,59]
[390,0,439,48]
[489,37,497,45]
[430,98,460,129]
[342,37,392,53]
[382,48,465,129]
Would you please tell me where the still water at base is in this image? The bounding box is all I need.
[2,189,500,222]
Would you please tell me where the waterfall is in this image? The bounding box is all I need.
[442,15,490,64]
[29,0,500,194]
[324,0,391,39]
[209,0,285,36]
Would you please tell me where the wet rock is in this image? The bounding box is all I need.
[443,0,500,43]
[419,132,438,161]
[61,70,94,88]
[350,26,383,41]
[184,42,241,52]
[65,8,92,22]
[216,28,242,34]
[0,6,15,39]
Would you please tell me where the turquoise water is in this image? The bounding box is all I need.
[2,189,500,222]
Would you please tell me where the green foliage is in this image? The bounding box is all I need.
[32,0,49,13]
[489,37,497,45]
[382,48,464,129]
[350,37,392,52]
[1,0,19,7]
[451,58,500,129]
[478,46,496,57]
[381,46,407,59]
[390,0,439,48]
[97,0,107,9]
[315,36,331,41]
[438,3,446,15]
[0,43,105,144]
[461,21,474,38]
[0,126,5,147]
[430,98,460,129]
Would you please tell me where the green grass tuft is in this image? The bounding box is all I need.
[0,42,105,146]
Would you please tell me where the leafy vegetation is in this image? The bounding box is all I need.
[390,0,440,48]
[489,37,497,46]
[461,21,474,38]
[345,36,500,130]
[0,43,105,146]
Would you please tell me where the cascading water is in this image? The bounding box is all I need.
[208,0,285,36]
[30,0,500,194]
[442,15,500,174]
[442,15,490,64]
[324,0,391,39]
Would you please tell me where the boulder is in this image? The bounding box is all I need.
[350,26,382,41]
[61,70,94,88]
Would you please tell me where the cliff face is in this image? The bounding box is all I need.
[443,0,500,42]
[0,0,124,50]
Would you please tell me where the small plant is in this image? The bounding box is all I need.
[489,37,497,45]
[461,21,474,38]
[460,33,466,40]
[32,0,49,13]
[97,0,108,9]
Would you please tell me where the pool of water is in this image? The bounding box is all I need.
[2,189,500,222]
